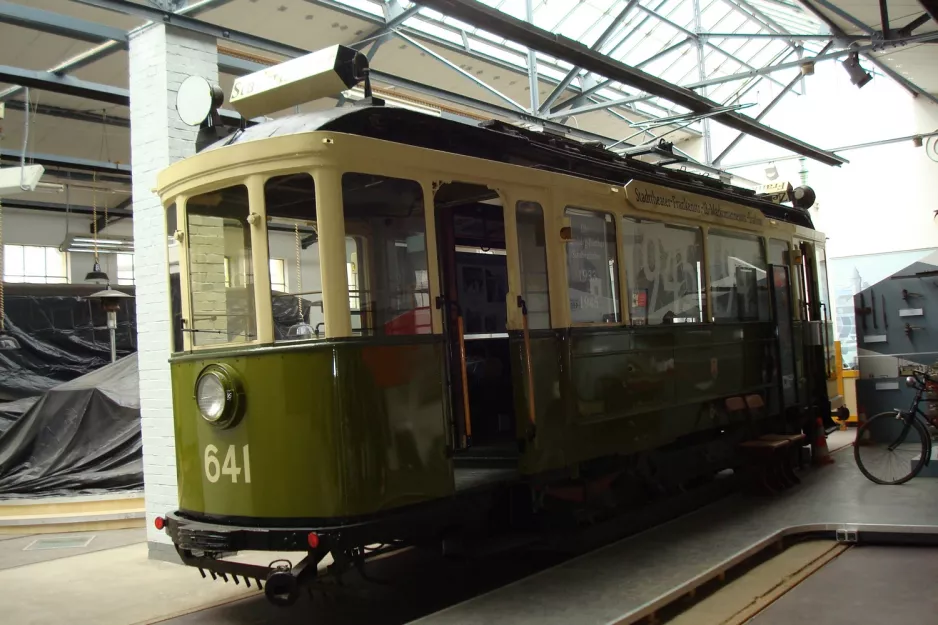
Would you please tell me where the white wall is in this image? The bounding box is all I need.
[3,207,134,284]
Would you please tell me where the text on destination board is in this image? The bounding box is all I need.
[633,187,762,226]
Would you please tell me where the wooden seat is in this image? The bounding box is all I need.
[760,433,807,484]
[738,438,794,495]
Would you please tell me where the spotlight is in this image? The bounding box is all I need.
[842,53,872,88]
[913,136,924,148]
[799,61,815,76]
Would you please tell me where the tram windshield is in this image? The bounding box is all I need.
[185,185,257,346]
[341,173,430,336]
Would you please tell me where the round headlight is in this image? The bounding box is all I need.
[197,373,227,422]
[194,364,244,427]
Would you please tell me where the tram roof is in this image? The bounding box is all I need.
[203,106,815,230]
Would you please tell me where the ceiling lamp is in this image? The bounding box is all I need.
[842,53,872,88]
[85,260,110,285]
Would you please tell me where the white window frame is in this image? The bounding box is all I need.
[3,244,69,284]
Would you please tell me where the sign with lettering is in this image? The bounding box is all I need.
[625,182,764,228]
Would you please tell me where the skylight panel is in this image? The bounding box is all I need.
[336,0,384,17]
[409,19,466,46]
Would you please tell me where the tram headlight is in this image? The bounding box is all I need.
[194,365,244,427]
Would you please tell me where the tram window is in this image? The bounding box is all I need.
[768,238,789,267]
[707,230,769,322]
[166,202,184,352]
[264,173,325,341]
[186,185,257,346]
[516,201,550,329]
[565,207,620,324]
[621,217,706,325]
[342,173,430,336]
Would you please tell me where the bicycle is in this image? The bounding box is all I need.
[854,369,938,485]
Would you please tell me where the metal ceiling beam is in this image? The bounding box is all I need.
[1,0,235,103]
[355,0,418,61]
[0,1,127,44]
[713,41,834,164]
[879,0,891,37]
[2,100,130,128]
[394,32,527,112]
[799,0,938,106]
[918,1,938,24]
[71,0,667,124]
[719,0,800,51]
[2,198,133,219]
[0,63,246,123]
[538,0,640,114]
[723,130,938,169]
[807,0,875,34]
[413,0,845,166]
[899,13,932,35]
[552,38,694,113]
[524,0,538,112]
[550,28,938,118]
[702,33,841,40]
[0,65,129,106]
[0,149,131,176]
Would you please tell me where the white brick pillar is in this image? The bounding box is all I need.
[128,24,218,560]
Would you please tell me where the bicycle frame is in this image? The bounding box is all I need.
[886,371,935,460]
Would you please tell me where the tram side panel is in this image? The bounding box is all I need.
[170,339,454,522]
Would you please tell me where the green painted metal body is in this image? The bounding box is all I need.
[512,322,783,475]
[171,320,798,522]
[170,337,453,520]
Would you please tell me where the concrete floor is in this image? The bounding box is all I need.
[749,545,938,624]
[3,439,936,625]
[0,531,254,625]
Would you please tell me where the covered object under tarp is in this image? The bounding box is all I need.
[0,354,142,497]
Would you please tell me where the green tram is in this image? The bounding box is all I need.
[155,46,840,604]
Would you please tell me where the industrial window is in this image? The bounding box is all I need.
[516,201,550,330]
[707,230,768,322]
[186,185,256,346]
[2,245,68,284]
[565,207,620,324]
[264,173,323,341]
[621,217,706,325]
[116,253,135,286]
[342,173,429,336]
[269,258,287,292]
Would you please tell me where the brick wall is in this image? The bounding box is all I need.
[128,24,218,551]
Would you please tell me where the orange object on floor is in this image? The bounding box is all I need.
[812,417,834,466]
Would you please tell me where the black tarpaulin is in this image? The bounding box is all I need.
[0,354,142,497]
[0,283,136,402]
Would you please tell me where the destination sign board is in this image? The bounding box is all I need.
[624,181,764,228]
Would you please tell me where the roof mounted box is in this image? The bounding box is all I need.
[0,165,45,197]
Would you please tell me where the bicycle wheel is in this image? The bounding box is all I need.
[854,411,930,485]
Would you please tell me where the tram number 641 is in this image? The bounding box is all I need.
[204,444,252,484]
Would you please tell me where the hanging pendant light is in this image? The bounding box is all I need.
[84,173,111,284]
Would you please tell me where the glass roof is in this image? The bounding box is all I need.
[331,0,830,132]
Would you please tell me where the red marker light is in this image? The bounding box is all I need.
[154,516,165,530]
[307,532,320,549]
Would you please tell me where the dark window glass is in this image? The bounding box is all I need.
[342,173,429,336]
[565,207,620,324]
[622,216,706,325]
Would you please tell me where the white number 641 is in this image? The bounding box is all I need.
[204,444,252,484]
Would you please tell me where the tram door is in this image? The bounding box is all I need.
[434,182,518,460]
[794,240,835,425]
